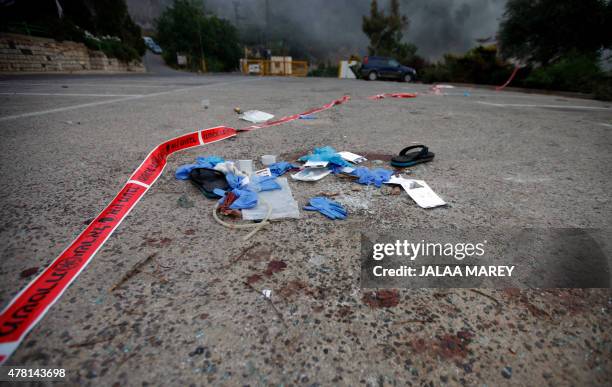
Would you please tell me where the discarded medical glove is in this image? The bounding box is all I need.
[304,196,347,220]
[299,146,350,167]
[248,175,281,192]
[176,163,202,180]
[224,172,246,189]
[328,164,346,174]
[215,187,258,210]
[175,156,225,180]
[268,162,297,177]
[351,167,393,187]
[195,155,224,166]
[229,188,258,210]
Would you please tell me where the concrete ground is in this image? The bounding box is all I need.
[0,71,611,386]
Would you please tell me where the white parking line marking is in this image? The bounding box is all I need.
[0,78,260,122]
[476,101,612,111]
[0,92,144,97]
[594,122,612,128]
[0,82,180,88]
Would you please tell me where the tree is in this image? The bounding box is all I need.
[499,0,611,65]
[155,0,241,72]
[362,0,420,65]
[89,0,145,57]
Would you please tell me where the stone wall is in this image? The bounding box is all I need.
[0,33,145,73]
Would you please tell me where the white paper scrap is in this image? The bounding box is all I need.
[291,168,331,181]
[304,160,329,168]
[239,110,274,123]
[262,289,272,299]
[403,180,446,208]
[255,168,272,177]
[386,175,406,185]
[338,151,367,164]
[385,176,446,208]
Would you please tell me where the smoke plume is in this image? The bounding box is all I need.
[126,0,506,61]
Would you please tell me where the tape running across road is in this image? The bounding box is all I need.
[368,93,417,100]
[239,95,350,131]
[496,65,520,91]
[0,96,350,364]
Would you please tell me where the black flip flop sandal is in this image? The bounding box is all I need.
[189,168,230,199]
[390,145,435,167]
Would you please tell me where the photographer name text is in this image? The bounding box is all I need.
[372,265,515,277]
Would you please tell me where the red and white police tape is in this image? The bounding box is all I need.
[496,66,520,91]
[0,95,350,364]
[367,92,418,100]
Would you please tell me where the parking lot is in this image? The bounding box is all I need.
[1,72,611,385]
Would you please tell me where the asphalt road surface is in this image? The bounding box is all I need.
[1,70,611,385]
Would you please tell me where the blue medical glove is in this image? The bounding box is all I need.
[195,156,224,166]
[213,188,228,200]
[176,163,200,180]
[351,167,392,187]
[248,175,281,192]
[268,162,297,177]
[225,172,245,189]
[299,146,350,167]
[304,197,347,220]
[328,164,346,174]
[229,188,258,210]
[370,168,393,187]
[176,156,225,179]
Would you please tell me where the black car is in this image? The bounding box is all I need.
[359,56,417,82]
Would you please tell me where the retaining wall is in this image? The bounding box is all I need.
[0,33,144,73]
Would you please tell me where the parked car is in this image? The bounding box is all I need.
[143,36,162,54]
[150,44,162,54]
[359,56,417,82]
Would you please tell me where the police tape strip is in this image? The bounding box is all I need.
[0,95,350,364]
[367,93,418,100]
[239,95,350,131]
[496,66,520,91]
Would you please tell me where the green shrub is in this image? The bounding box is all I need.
[420,61,452,83]
[522,53,603,93]
[592,76,612,101]
[156,0,241,72]
[420,46,513,85]
[84,37,140,62]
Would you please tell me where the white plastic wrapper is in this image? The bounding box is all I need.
[291,168,331,181]
[239,110,274,123]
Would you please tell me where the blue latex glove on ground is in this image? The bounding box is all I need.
[229,188,258,209]
[328,164,347,174]
[175,156,225,180]
[225,172,245,189]
[215,187,258,209]
[304,196,347,220]
[176,163,201,180]
[248,175,281,192]
[351,167,393,187]
[196,156,224,165]
[213,188,228,199]
[299,146,350,167]
[268,162,297,177]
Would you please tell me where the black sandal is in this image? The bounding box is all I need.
[390,145,435,167]
[189,168,230,199]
